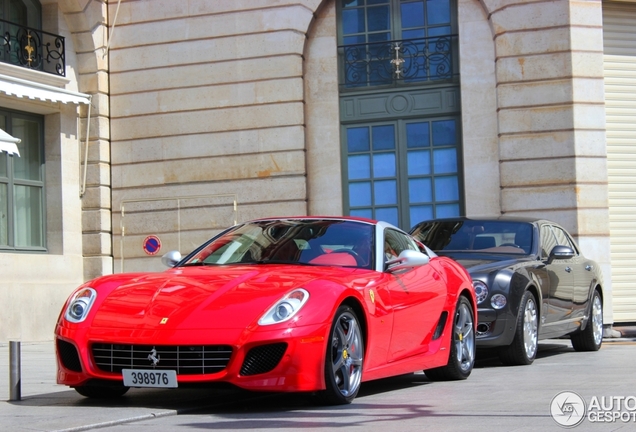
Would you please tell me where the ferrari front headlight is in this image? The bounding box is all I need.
[64,288,96,323]
[258,289,309,326]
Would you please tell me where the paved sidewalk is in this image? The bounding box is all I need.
[2,328,635,432]
[0,342,240,432]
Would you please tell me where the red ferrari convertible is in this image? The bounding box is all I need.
[55,217,476,404]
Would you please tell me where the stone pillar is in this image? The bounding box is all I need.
[60,0,113,280]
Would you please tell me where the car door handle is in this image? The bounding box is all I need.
[586,265,593,271]
[565,267,572,273]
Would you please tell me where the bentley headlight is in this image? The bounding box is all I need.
[491,293,507,310]
[64,288,96,323]
[473,280,489,304]
[259,289,309,325]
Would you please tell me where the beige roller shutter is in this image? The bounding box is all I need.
[604,1,636,322]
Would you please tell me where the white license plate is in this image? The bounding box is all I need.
[122,369,178,388]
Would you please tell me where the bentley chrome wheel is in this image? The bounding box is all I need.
[523,296,538,360]
[591,294,603,346]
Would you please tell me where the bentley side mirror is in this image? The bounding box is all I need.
[161,250,182,268]
[547,245,575,264]
[386,249,430,272]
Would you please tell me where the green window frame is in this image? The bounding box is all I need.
[0,108,46,251]
[343,115,463,229]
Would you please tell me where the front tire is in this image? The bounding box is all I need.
[498,291,538,366]
[571,290,603,352]
[425,296,475,381]
[74,385,129,399]
[319,305,364,405]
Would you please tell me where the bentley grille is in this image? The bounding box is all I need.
[92,343,233,375]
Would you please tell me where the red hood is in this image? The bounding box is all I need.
[90,264,369,330]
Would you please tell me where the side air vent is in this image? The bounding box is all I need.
[57,338,83,372]
[433,311,449,340]
[240,343,287,376]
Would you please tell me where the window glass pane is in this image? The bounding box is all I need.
[374,179,397,205]
[541,226,558,257]
[350,208,373,219]
[428,25,451,37]
[368,32,391,42]
[553,227,575,251]
[367,5,390,32]
[376,207,398,226]
[372,125,395,150]
[343,0,363,7]
[432,119,456,146]
[349,182,372,206]
[9,0,27,26]
[407,150,430,175]
[13,184,43,247]
[0,183,7,245]
[347,127,370,152]
[342,8,366,34]
[368,0,389,4]
[13,118,42,181]
[410,205,433,225]
[435,176,459,201]
[349,154,371,179]
[373,153,395,177]
[0,152,6,177]
[433,148,457,174]
[401,2,424,28]
[409,178,432,202]
[344,34,366,45]
[402,28,425,40]
[427,0,450,25]
[406,122,430,148]
[436,203,459,218]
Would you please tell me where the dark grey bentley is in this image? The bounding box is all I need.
[410,217,604,366]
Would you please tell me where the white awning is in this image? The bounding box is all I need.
[0,73,90,105]
[0,128,20,156]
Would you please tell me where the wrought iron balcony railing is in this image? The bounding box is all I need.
[0,19,65,76]
[339,35,458,89]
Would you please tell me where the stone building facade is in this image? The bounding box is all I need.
[2,0,635,341]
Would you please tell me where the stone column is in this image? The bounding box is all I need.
[60,0,113,280]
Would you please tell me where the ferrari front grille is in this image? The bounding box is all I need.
[240,342,287,376]
[57,338,83,372]
[91,343,233,375]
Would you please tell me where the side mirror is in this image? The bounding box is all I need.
[547,245,574,264]
[386,249,430,272]
[161,250,182,268]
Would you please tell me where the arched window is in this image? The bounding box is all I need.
[338,0,463,229]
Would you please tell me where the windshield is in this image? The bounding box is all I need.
[183,219,375,269]
[411,220,533,255]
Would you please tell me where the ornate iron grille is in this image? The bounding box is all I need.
[0,18,65,76]
[339,35,458,89]
[92,343,233,375]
